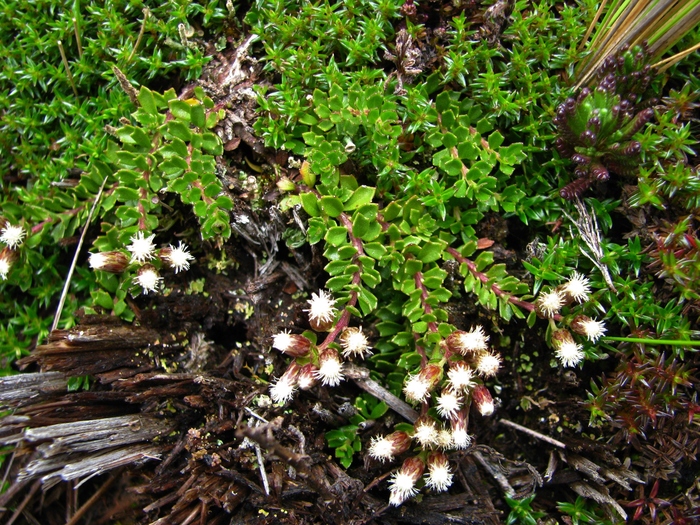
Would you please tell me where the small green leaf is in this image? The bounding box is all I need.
[169,100,192,121]
[300,192,320,217]
[325,226,348,247]
[344,186,375,210]
[320,196,344,217]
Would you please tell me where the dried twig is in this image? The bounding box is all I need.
[51,173,109,332]
[499,418,567,449]
[562,197,617,292]
[345,364,419,423]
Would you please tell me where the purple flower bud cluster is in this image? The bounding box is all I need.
[554,44,656,199]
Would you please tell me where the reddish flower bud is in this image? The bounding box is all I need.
[472,385,495,416]
[272,330,312,357]
[368,431,412,462]
[88,251,129,273]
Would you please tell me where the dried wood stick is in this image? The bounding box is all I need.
[499,418,567,449]
[345,364,419,423]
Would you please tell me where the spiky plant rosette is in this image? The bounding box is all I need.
[555,44,656,199]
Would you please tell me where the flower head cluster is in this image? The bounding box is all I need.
[552,329,585,367]
[305,290,337,331]
[425,452,453,492]
[134,265,162,294]
[314,349,345,386]
[160,241,194,273]
[0,224,26,249]
[126,231,157,263]
[340,326,372,358]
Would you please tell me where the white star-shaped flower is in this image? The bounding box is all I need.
[403,374,431,403]
[126,231,157,263]
[315,352,345,386]
[305,290,337,325]
[555,340,585,367]
[536,289,564,317]
[447,363,476,392]
[475,351,501,378]
[425,458,453,492]
[580,318,607,342]
[270,376,297,404]
[164,241,194,273]
[134,266,162,294]
[563,272,591,303]
[0,254,12,280]
[413,420,439,447]
[436,391,462,420]
[340,327,372,358]
[459,325,489,353]
[368,436,395,463]
[0,224,26,249]
[388,471,419,506]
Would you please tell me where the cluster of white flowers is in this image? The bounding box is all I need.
[533,273,607,368]
[88,232,195,295]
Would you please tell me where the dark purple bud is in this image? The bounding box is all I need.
[591,164,609,181]
[576,89,590,104]
[620,141,641,157]
[560,176,593,200]
[574,166,589,178]
[580,130,597,146]
[587,116,601,131]
[571,153,591,165]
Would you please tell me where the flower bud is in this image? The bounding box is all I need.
[389,457,424,506]
[472,385,495,416]
[368,431,412,462]
[450,409,472,449]
[88,251,129,273]
[272,330,312,357]
[276,176,296,192]
[297,363,319,390]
